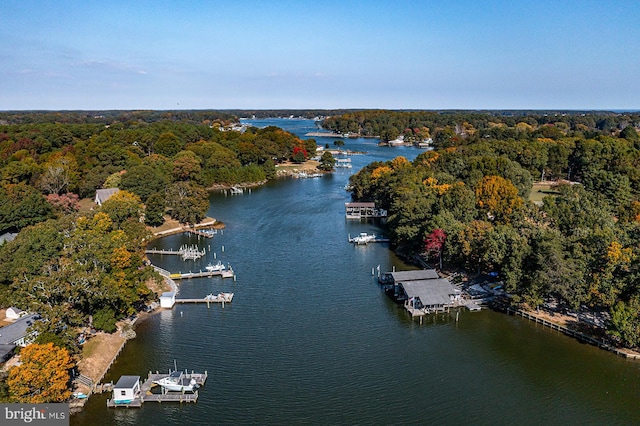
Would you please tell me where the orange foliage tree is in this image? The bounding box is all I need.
[8,342,73,403]
[475,175,523,223]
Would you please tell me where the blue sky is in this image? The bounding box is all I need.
[1,0,639,110]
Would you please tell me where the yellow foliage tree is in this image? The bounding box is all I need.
[390,156,410,170]
[475,176,523,222]
[370,165,392,181]
[8,343,73,403]
[606,241,633,270]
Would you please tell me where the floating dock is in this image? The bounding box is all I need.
[107,371,208,408]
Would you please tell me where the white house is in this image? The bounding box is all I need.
[5,307,25,320]
[112,375,141,404]
[94,188,120,206]
[160,292,176,309]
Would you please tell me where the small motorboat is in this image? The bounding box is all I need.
[205,261,226,272]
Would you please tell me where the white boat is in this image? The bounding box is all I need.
[153,370,199,392]
[205,292,234,303]
[348,232,377,245]
[205,261,226,272]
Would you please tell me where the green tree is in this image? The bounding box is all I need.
[155,132,183,157]
[144,192,166,227]
[609,296,640,347]
[165,181,209,224]
[120,164,168,202]
[318,151,335,171]
[92,307,117,332]
[0,183,54,232]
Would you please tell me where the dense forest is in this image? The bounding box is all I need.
[341,110,640,348]
[322,109,640,143]
[0,111,317,365]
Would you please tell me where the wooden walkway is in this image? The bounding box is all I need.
[169,269,234,280]
[506,308,640,359]
[175,292,234,305]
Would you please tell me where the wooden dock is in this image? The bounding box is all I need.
[184,228,217,238]
[169,268,235,280]
[505,307,640,359]
[175,292,234,305]
[146,245,206,260]
[107,371,208,408]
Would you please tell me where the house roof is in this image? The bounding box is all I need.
[6,307,24,317]
[0,313,39,345]
[95,188,120,204]
[160,292,175,298]
[401,279,457,306]
[391,269,440,282]
[0,344,16,361]
[114,375,140,389]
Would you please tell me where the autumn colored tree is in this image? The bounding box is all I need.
[172,150,202,182]
[475,175,523,223]
[291,146,307,163]
[46,193,80,214]
[99,190,143,229]
[8,343,73,403]
[424,228,446,270]
[37,153,79,195]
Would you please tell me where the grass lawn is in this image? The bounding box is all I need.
[529,182,559,204]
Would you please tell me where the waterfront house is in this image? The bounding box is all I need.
[0,313,40,360]
[95,188,120,206]
[112,375,141,404]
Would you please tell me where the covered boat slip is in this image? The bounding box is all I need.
[402,279,461,316]
[344,202,387,219]
[381,269,463,316]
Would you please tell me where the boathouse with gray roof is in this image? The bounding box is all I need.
[401,279,461,316]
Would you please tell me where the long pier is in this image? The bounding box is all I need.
[169,268,235,280]
[175,292,234,306]
[145,245,206,260]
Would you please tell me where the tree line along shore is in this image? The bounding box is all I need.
[0,109,639,405]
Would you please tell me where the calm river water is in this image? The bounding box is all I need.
[72,119,640,425]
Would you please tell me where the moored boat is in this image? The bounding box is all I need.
[205,261,226,272]
[153,370,199,392]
